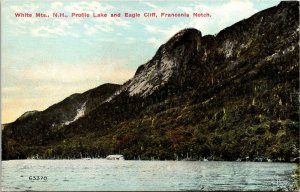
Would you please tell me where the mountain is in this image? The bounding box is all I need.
[2,83,120,159]
[2,1,299,161]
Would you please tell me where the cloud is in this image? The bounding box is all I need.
[50,1,64,10]
[64,1,115,13]
[7,4,39,31]
[2,58,135,123]
[2,0,264,124]
[144,24,164,33]
[147,37,162,47]
[189,0,258,35]
[143,2,165,13]
[2,87,21,94]
[10,4,39,13]
[143,0,258,48]
[19,59,134,84]
[178,6,193,13]
[63,1,129,34]
[8,1,129,37]
[31,20,80,37]
[144,23,187,48]
[144,2,158,9]
[83,24,98,35]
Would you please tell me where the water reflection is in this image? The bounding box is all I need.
[1,160,296,191]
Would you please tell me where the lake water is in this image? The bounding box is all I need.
[1,159,297,191]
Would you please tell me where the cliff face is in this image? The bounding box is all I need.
[2,1,299,161]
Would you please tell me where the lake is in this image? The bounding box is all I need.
[1,159,297,191]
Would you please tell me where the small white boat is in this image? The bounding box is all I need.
[106,155,124,160]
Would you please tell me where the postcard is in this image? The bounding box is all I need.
[1,0,299,191]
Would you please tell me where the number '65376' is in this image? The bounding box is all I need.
[29,176,47,181]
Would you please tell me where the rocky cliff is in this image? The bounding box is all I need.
[2,1,299,161]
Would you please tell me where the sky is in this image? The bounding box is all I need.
[1,0,280,123]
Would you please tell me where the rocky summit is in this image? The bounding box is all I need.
[2,1,299,161]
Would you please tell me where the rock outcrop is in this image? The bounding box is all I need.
[2,1,299,161]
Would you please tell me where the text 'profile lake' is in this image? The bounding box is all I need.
[1,159,297,191]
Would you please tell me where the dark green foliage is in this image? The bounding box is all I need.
[2,2,299,161]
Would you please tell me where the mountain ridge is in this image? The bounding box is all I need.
[2,1,299,161]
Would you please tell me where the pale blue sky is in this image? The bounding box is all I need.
[2,0,280,123]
